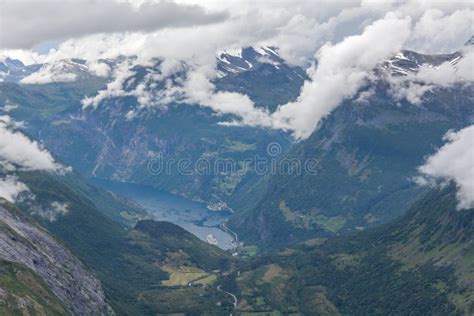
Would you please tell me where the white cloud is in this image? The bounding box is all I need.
[181,65,273,127]
[0,115,24,129]
[86,61,111,77]
[21,62,77,84]
[0,0,227,49]
[389,81,432,105]
[81,58,184,110]
[77,8,471,139]
[0,175,29,203]
[83,60,274,126]
[455,49,474,82]
[407,8,474,54]
[82,59,137,108]
[0,117,69,203]
[3,0,468,66]
[4,1,473,140]
[0,116,63,171]
[79,13,414,139]
[418,125,474,210]
[271,13,412,139]
[30,201,70,222]
[388,47,474,104]
[1,101,18,113]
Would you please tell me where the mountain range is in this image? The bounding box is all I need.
[3,43,472,243]
[0,40,472,314]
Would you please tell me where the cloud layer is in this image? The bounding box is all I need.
[0,116,61,171]
[0,116,68,204]
[389,47,474,104]
[2,0,473,140]
[271,13,411,139]
[418,125,474,210]
[0,0,227,49]
[21,62,78,84]
[0,175,29,203]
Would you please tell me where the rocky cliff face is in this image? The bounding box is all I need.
[231,80,474,246]
[0,48,297,209]
[0,201,112,315]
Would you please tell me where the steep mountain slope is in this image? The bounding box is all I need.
[0,115,239,314]
[1,45,472,250]
[11,169,235,314]
[216,46,307,110]
[231,184,474,314]
[0,260,68,315]
[0,47,299,210]
[0,201,110,315]
[230,52,474,246]
[4,169,237,314]
[0,57,40,82]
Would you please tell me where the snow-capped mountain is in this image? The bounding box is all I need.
[381,37,473,77]
[215,46,307,108]
[465,35,474,46]
[0,57,25,73]
[0,57,111,83]
[381,50,461,76]
[19,58,105,84]
[3,36,473,86]
[1,46,298,85]
[0,58,40,82]
[216,46,283,76]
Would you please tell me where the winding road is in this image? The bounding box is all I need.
[217,285,238,309]
[221,221,240,247]
[217,222,240,311]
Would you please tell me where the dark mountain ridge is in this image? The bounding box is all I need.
[230,184,474,314]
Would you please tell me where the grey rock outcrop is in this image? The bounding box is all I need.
[0,201,112,315]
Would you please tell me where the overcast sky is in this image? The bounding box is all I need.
[2,0,472,136]
[1,0,472,65]
[1,0,227,50]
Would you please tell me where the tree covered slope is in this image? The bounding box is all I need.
[9,170,236,315]
[231,82,474,246]
[231,184,473,315]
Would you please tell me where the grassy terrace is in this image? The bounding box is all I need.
[161,265,218,287]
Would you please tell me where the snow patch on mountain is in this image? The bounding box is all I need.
[216,46,282,76]
[20,59,94,84]
[385,47,473,104]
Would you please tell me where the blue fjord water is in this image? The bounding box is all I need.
[90,178,235,250]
